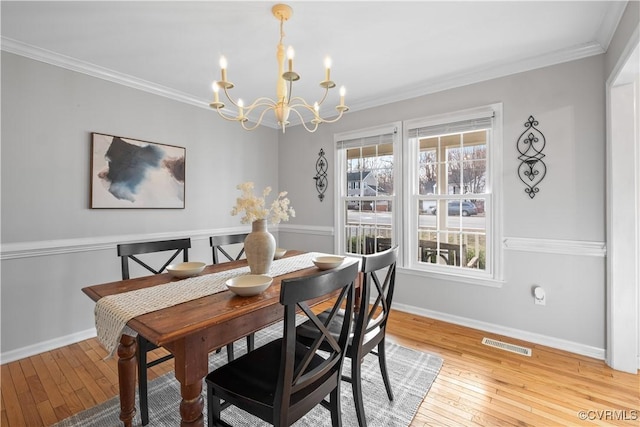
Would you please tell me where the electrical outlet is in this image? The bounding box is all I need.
[534,286,546,305]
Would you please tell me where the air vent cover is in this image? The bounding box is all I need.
[482,337,532,356]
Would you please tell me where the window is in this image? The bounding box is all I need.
[405,104,503,282]
[335,123,401,256]
[335,105,502,285]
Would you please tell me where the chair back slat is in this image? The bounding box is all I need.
[117,238,191,280]
[357,246,398,348]
[209,233,248,264]
[277,262,358,409]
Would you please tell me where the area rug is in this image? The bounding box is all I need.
[53,325,442,427]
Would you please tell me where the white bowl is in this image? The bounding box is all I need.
[226,274,273,296]
[166,262,206,278]
[274,248,287,260]
[312,255,346,270]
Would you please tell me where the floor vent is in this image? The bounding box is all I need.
[482,337,532,356]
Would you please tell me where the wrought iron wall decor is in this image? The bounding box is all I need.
[517,115,547,198]
[313,148,328,201]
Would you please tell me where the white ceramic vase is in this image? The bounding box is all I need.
[244,219,276,274]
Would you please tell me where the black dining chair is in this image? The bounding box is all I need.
[209,233,255,360]
[205,261,359,427]
[297,246,398,427]
[210,233,247,264]
[116,238,191,426]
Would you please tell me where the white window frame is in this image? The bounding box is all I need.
[334,122,402,257]
[403,103,504,286]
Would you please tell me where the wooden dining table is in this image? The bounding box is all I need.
[82,250,358,427]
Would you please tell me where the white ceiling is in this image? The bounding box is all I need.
[0,1,628,128]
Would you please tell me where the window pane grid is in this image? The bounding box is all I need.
[411,123,490,272]
[345,198,393,255]
[340,126,397,256]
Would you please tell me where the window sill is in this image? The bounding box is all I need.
[397,266,505,288]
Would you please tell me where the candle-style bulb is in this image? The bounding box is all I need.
[287,46,294,73]
[339,86,346,97]
[324,56,332,82]
[211,82,219,93]
[237,99,244,119]
[219,56,228,83]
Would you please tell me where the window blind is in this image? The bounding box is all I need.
[336,126,397,150]
[408,115,494,139]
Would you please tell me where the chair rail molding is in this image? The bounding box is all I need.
[1,227,247,260]
[0,224,333,260]
[503,237,606,257]
[277,223,334,236]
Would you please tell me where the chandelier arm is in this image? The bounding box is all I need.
[288,107,319,133]
[215,108,246,122]
[314,109,346,124]
[221,86,242,108]
[288,89,329,108]
[216,106,273,130]
[287,101,334,124]
[286,78,292,104]
[242,105,279,131]
[287,102,317,113]
[244,99,278,114]
[221,85,277,111]
[315,89,330,106]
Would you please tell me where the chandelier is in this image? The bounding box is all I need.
[210,3,348,133]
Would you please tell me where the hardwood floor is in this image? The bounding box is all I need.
[1,310,638,426]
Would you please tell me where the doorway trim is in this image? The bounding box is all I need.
[605,25,640,373]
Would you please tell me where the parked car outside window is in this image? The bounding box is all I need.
[430,201,478,216]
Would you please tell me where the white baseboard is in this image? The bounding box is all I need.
[393,302,605,360]
[1,328,97,364]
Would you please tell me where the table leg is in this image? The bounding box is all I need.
[179,382,205,426]
[117,334,137,427]
[173,337,206,427]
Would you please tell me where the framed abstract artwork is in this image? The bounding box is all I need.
[91,133,185,208]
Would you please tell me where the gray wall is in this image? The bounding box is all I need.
[278,54,607,354]
[1,52,279,356]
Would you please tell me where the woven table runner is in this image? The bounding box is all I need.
[95,253,317,357]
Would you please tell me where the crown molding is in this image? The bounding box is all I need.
[349,41,606,113]
[1,37,211,108]
[0,37,281,130]
[2,36,605,130]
